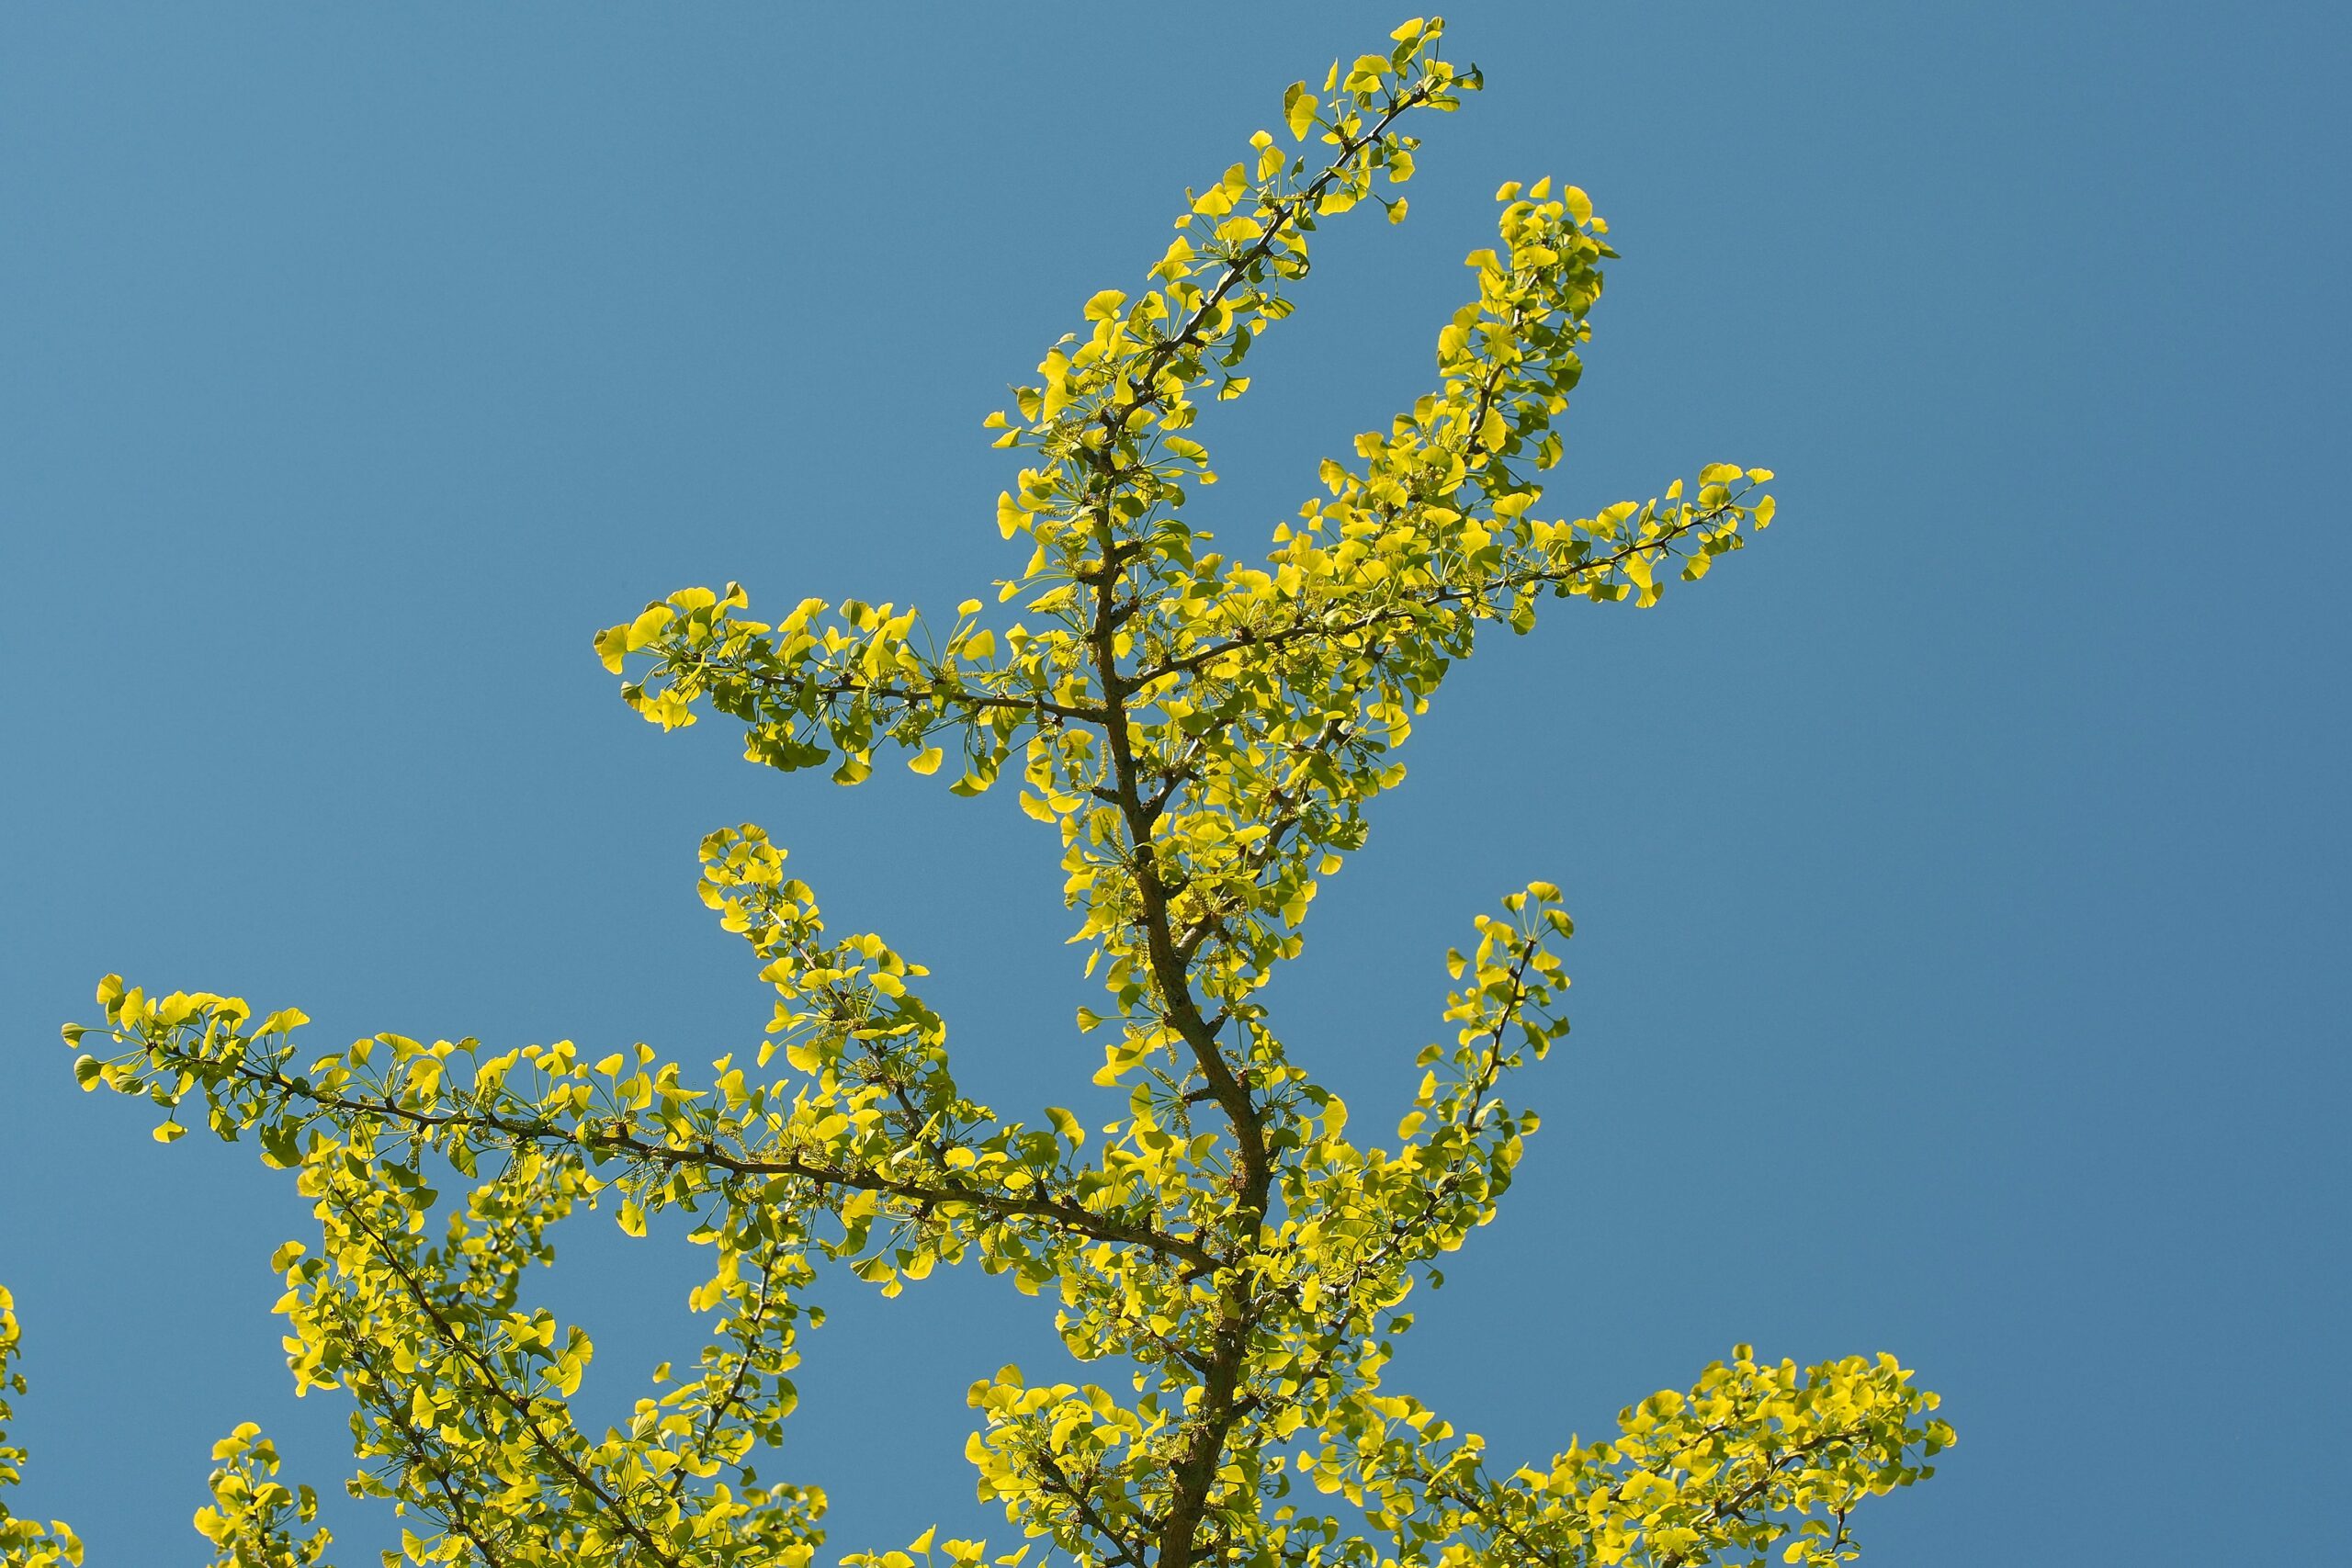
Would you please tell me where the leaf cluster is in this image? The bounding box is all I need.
[6,18,1941,1568]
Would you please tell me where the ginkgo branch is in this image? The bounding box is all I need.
[332,1192,690,1568]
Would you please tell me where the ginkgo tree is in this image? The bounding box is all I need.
[8,18,1950,1568]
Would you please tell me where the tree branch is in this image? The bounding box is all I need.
[218,1056,1217,1273]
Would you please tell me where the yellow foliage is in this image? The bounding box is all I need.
[20,20,1938,1568]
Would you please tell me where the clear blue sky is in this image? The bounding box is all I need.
[3,4,2344,1562]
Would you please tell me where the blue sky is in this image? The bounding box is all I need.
[2,4,2344,1562]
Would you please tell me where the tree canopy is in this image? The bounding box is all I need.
[10,18,1948,1568]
